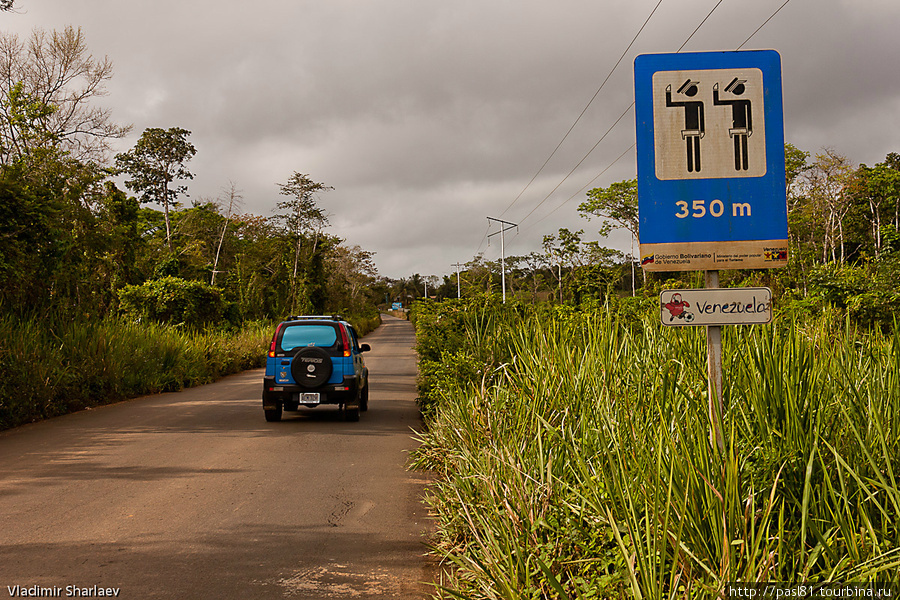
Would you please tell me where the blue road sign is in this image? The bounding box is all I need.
[634,50,788,271]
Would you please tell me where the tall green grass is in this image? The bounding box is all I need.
[0,315,271,430]
[411,300,900,598]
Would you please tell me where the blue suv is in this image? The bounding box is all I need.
[262,316,370,422]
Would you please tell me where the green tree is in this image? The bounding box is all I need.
[0,82,58,163]
[579,179,638,241]
[785,142,810,190]
[457,255,492,298]
[0,175,55,306]
[803,149,854,263]
[0,152,116,312]
[96,182,141,293]
[542,228,583,302]
[275,172,332,313]
[784,143,813,286]
[848,159,900,257]
[211,182,242,286]
[518,251,550,303]
[221,213,286,319]
[115,127,196,252]
[579,178,640,290]
[167,201,228,281]
[326,244,378,314]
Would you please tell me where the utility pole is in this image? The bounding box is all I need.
[452,263,463,299]
[487,217,518,303]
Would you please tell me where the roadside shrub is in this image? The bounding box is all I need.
[807,259,900,328]
[347,312,382,337]
[117,276,232,328]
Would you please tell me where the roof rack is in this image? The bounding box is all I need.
[284,314,343,322]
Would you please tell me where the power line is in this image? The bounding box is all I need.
[678,0,725,52]
[737,0,793,50]
[474,221,492,255]
[519,143,636,235]
[516,103,635,226]
[498,0,665,219]
[505,0,731,237]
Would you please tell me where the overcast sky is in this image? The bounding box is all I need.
[4,0,899,280]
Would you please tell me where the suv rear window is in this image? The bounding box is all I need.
[279,324,338,351]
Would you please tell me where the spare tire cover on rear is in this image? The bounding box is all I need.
[291,346,333,388]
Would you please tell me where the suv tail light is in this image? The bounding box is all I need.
[268,323,285,358]
[339,324,351,358]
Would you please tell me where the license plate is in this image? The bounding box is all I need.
[300,393,320,404]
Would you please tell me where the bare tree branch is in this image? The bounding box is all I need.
[0,26,131,165]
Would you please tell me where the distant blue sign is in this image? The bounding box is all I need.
[634,50,788,271]
[391,302,402,310]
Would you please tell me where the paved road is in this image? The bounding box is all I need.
[0,315,435,599]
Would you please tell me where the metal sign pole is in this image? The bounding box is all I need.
[705,270,725,452]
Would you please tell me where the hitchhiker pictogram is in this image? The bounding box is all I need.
[666,80,705,172]
[713,77,753,171]
[650,66,766,181]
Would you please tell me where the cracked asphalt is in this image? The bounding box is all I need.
[0,315,437,599]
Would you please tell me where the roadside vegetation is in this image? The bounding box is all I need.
[0,316,270,429]
[409,145,900,596]
[412,297,900,598]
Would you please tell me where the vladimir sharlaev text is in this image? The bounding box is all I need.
[7,585,121,598]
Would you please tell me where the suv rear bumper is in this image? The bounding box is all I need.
[262,376,361,408]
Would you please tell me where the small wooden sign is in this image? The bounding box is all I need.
[660,287,772,326]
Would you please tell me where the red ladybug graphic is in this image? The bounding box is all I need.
[664,293,694,322]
